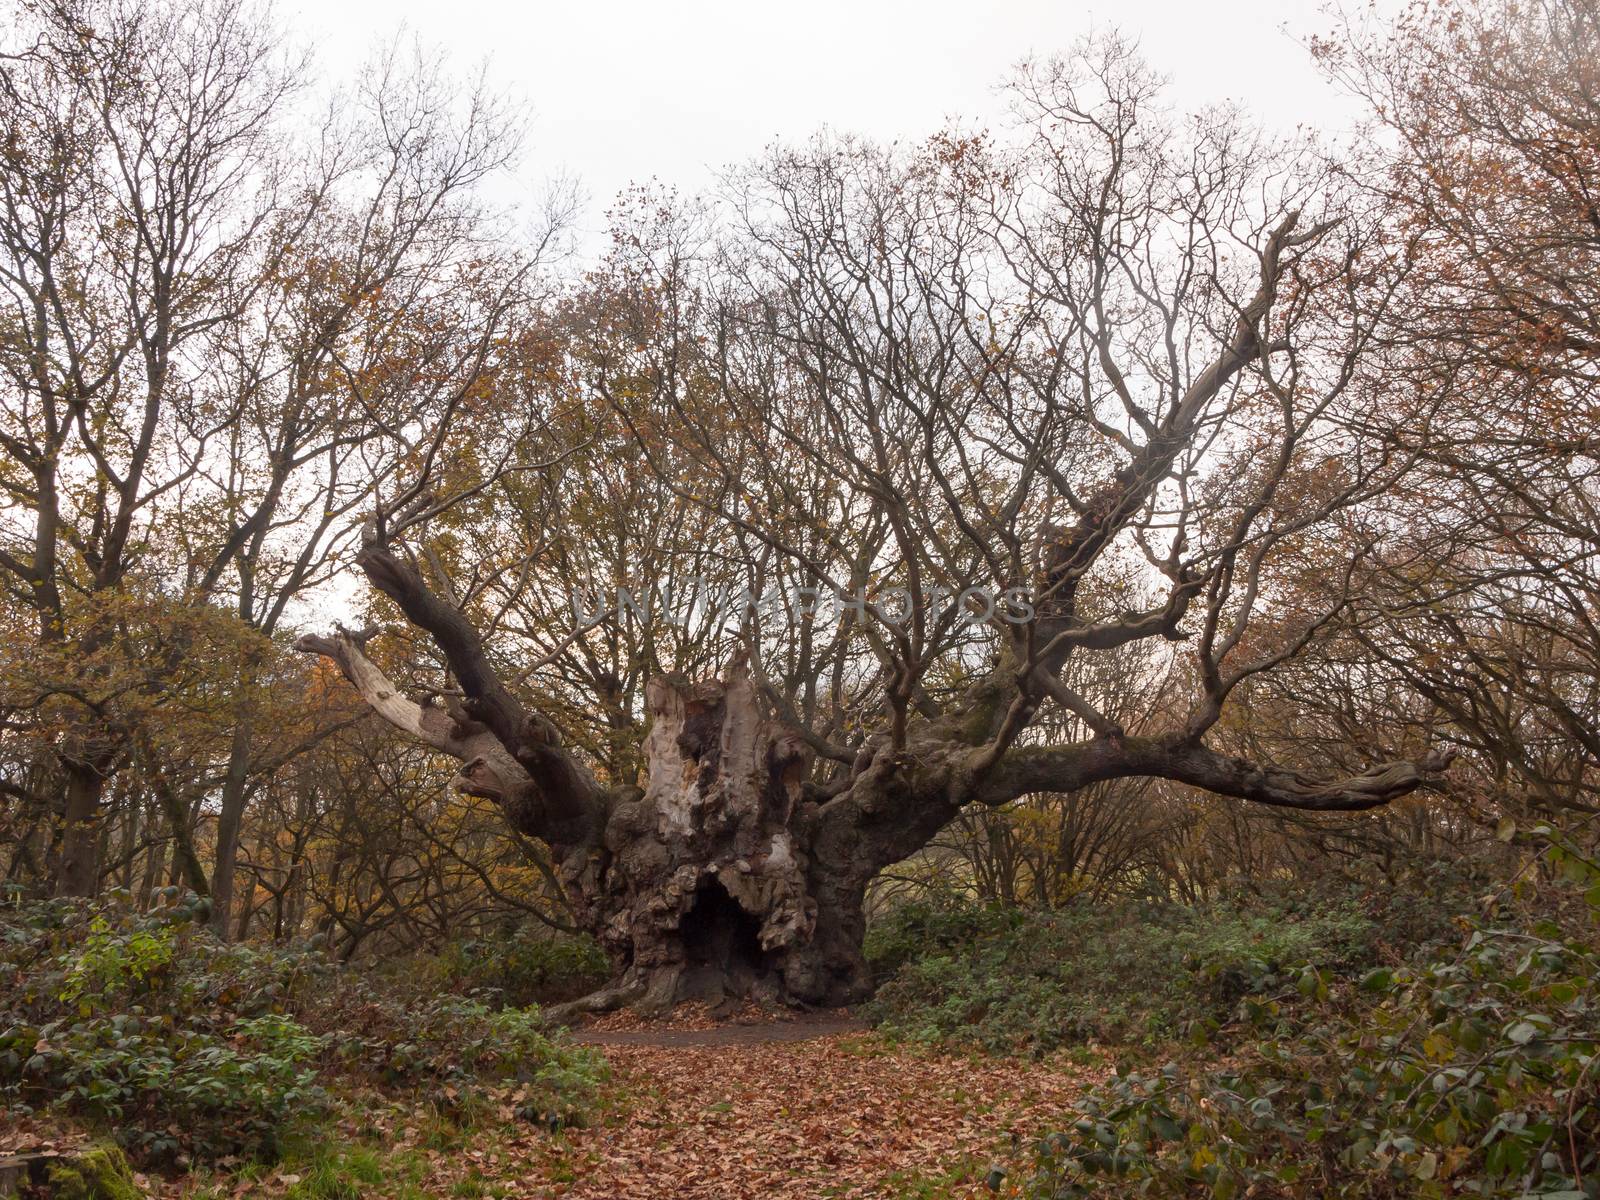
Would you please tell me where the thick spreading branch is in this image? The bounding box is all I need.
[977,734,1457,813]
[295,531,613,849]
[291,626,535,810]
[352,534,610,847]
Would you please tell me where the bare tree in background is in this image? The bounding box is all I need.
[0,0,298,895]
[1315,0,1600,819]
[0,0,554,912]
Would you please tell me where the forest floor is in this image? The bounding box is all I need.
[568,1007,866,1048]
[17,1009,1104,1198]
[465,1013,1104,1199]
[228,1008,1104,1200]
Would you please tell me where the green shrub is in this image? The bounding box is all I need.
[863,894,1025,982]
[1,894,328,1161]
[863,878,1419,1053]
[1019,834,1600,1198]
[325,993,603,1127]
[58,915,176,1009]
[0,892,606,1163]
[419,927,611,1006]
[1025,921,1600,1197]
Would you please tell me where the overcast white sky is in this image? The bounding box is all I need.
[293,0,1385,247]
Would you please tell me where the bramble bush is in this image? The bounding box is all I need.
[1010,830,1600,1198]
[317,990,602,1129]
[862,874,1457,1053]
[0,889,606,1164]
[0,890,326,1162]
[415,924,611,1007]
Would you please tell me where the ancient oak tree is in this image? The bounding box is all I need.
[298,45,1454,1012]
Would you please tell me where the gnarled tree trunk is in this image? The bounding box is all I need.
[298,613,876,1009]
[583,663,866,1008]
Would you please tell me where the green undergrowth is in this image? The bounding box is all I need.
[870,831,1600,1199]
[408,926,610,1007]
[0,891,607,1168]
[864,870,1461,1054]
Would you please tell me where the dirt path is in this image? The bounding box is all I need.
[489,1024,1102,1199]
[569,1011,866,1048]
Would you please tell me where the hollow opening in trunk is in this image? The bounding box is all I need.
[679,878,770,1002]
